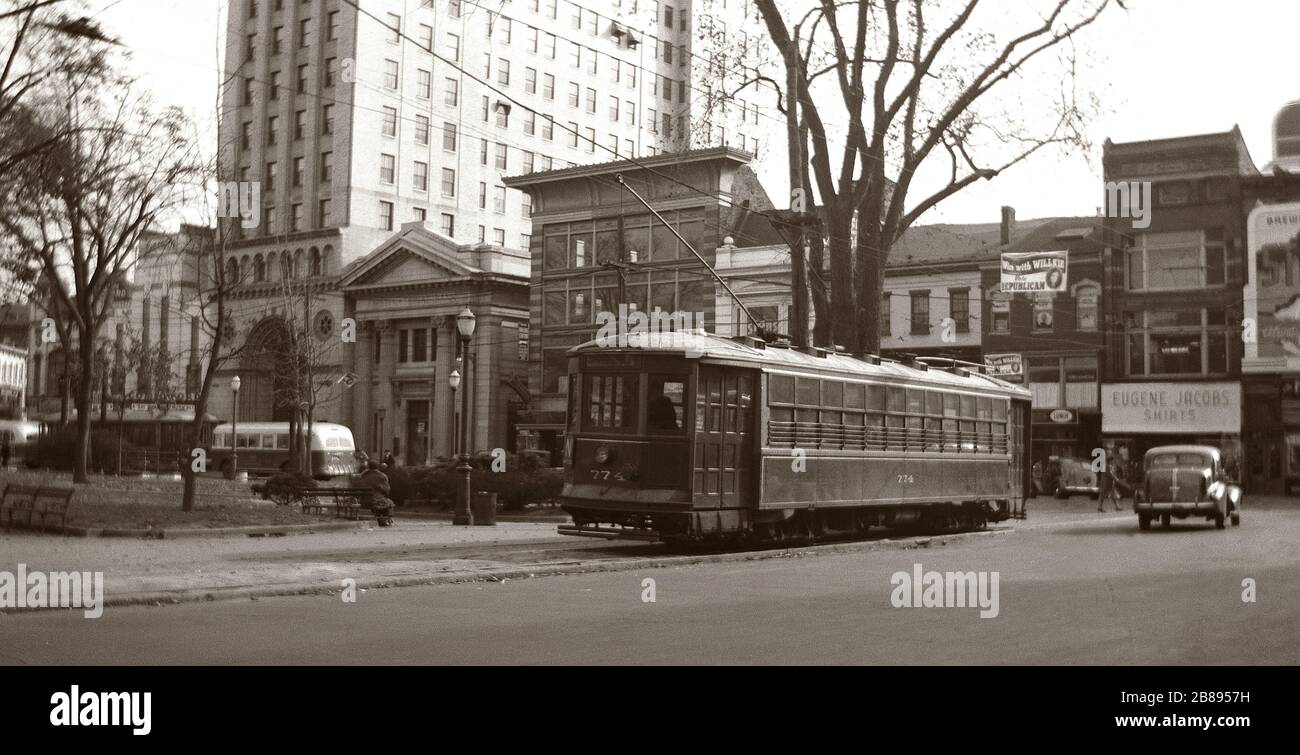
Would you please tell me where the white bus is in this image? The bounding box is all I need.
[208,422,360,479]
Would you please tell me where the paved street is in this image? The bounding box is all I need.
[3,498,1298,665]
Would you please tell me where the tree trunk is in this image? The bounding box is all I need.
[856,217,885,355]
[826,207,858,349]
[808,232,832,347]
[73,341,95,483]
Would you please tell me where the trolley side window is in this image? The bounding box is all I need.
[647,375,686,433]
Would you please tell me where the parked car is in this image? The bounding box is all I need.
[1048,456,1100,499]
[1133,445,1242,531]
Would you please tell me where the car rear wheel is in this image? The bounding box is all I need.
[1138,513,1151,531]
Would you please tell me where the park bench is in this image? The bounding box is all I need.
[1,484,75,532]
[295,487,376,520]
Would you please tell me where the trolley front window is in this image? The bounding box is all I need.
[584,373,638,432]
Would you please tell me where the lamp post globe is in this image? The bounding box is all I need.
[230,375,242,480]
[456,306,477,339]
[448,369,461,391]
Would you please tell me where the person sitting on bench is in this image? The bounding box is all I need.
[357,460,395,526]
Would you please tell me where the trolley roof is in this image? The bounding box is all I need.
[569,331,1031,398]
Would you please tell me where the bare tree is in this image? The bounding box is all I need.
[0,71,200,482]
[0,0,114,183]
[263,269,345,476]
[700,0,1121,352]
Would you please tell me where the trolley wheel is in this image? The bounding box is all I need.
[221,459,235,480]
[1161,514,1171,528]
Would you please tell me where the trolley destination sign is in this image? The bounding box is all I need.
[1000,251,1069,292]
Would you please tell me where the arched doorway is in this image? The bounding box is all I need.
[239,317,294,421]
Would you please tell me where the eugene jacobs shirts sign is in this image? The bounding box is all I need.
[1101,382,1241,434]
[1000,251,1068,292]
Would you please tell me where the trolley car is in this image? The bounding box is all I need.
[557,331,1032,543]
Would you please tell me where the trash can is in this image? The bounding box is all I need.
[471,491,497,526]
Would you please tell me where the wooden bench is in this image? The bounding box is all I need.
[295,487,377,520]
[1,484,75,532]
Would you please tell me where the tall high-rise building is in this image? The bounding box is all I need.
[214,0,780,424]
[217,0,778,261]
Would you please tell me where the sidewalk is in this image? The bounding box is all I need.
[0,519,573,607]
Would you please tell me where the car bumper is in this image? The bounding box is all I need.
[1134,501,1219,515]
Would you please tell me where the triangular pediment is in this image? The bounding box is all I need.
[339,224,479,289]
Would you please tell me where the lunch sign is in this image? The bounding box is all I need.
[1000,251,1068,293]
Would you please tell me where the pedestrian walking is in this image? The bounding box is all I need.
[1098,458,1124,512]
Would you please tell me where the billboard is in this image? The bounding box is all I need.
[1000,251,1068,293]
[984,353,1023,381]
[1248,203,1300,360]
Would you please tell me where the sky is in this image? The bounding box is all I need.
[85,0,1300,226]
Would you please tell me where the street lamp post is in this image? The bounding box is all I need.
[453,307,477,526]
[230,375,241,479]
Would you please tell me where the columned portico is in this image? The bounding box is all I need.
[338,222,530,463]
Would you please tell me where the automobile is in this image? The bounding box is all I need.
[1048,456,1100,499]
[1133,445,1242,531]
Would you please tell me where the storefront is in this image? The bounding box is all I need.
[1101,381,1243,482]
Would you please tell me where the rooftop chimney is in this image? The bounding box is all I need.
[1000,206,1016,246]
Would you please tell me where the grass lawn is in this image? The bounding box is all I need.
[1,470,335,530]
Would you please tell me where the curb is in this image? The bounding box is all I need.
[396,510,571,524]
[30,520,373,539]
[92,527,1012,609]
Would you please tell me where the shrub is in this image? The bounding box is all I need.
[386,453,562,511]
[25,427,144,474]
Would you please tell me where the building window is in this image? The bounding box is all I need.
[990,290,1011,334]
[1126,229,1226,291]
[909,291,929,336]
[1123,308,1230,377]
[881,292,891,338]
[1075,282,1099,331]
[382,107,397,137]
[441,121,455,151]
[949,288,970,334]
[439,213,455,237]
[379,201,394,231]
[413,161,428,192]
[444,78,458,106]
[1032,293,1054,332]
[379,154,395,184]
[441,168,456,197]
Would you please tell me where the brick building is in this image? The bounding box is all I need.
[981,217,1106,463]
[1100,128,1257,478]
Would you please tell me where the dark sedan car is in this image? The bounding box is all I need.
[1133,445,1242,531]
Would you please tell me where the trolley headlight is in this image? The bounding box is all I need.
[593,445,611,465]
